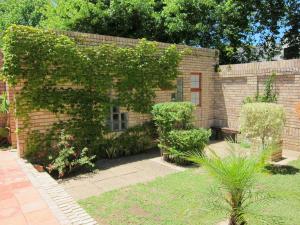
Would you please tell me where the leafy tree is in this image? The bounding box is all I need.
[252,0,286,60]
[1,0,298,63]
[41,0,103,32]
[282,0,299,59]
[0,0,46,30]
[43,0,158,39]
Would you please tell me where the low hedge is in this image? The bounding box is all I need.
[161,128,211,165]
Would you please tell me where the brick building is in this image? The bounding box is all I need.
[0,31,299,156]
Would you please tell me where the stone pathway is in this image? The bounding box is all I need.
[0,150,97,225]
[60,150,183,200]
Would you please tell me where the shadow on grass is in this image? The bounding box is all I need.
[265,164,300,175]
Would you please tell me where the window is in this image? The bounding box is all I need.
[108,106,128,131]
[171,77,184,102]
[190,73,201,106]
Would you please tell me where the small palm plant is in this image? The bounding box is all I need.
[187,145,270,225]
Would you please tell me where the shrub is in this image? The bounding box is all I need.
[240,103,285,147]
[103,121,157,159]
[47,130,95,178]
[161,129,211,164]
[152,102,195,137]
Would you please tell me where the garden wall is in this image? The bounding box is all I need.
[4,31,218,156]
[214,59,300,152]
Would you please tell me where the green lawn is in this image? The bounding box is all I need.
[79,160,300,225]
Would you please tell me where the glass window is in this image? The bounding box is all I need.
[190,73,201,106]
[191,92,200,105]
[191,75,200,88]
[108,106,128,131]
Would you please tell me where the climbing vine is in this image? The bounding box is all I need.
[2,25,184,153]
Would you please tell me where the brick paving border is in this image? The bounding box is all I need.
[15,151,98,225]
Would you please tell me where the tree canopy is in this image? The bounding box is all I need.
[0,0,299,64]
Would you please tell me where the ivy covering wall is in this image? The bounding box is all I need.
[2,25,183,155]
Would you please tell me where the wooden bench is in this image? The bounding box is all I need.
[221,127,240,142]
[211,127,240,142]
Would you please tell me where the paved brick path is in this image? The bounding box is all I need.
[0,150,60,225]
[0,150,97,225]
[60,150,185,200]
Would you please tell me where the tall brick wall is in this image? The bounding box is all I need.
[4,31,218,156]
[214,59,300,152]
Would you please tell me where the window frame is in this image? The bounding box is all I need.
[108,106,128,132]
[190,72,202,106]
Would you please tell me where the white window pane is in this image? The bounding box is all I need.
[191,75,199,82]
[191,75,199,88]
[191,92,200,105]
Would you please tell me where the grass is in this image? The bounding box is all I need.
[79,160,300,225]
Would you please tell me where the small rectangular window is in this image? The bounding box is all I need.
[191,92,200,105]
[191,75,200,88]
[108,106,128,131]
[190,73,201,106]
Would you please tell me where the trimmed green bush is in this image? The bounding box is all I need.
[161,129,211,164]
[152,102,210,164]
[152,102,195,136]
[240,103,285,147]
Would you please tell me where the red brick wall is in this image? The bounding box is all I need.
[214,59,300,152]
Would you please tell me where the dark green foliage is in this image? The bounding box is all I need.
[2,25,182,158]
[103,121,157,159]
[282,0,299,59]
[0,0,298,64]
[25,130,56,166]
[161,129,211,165]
